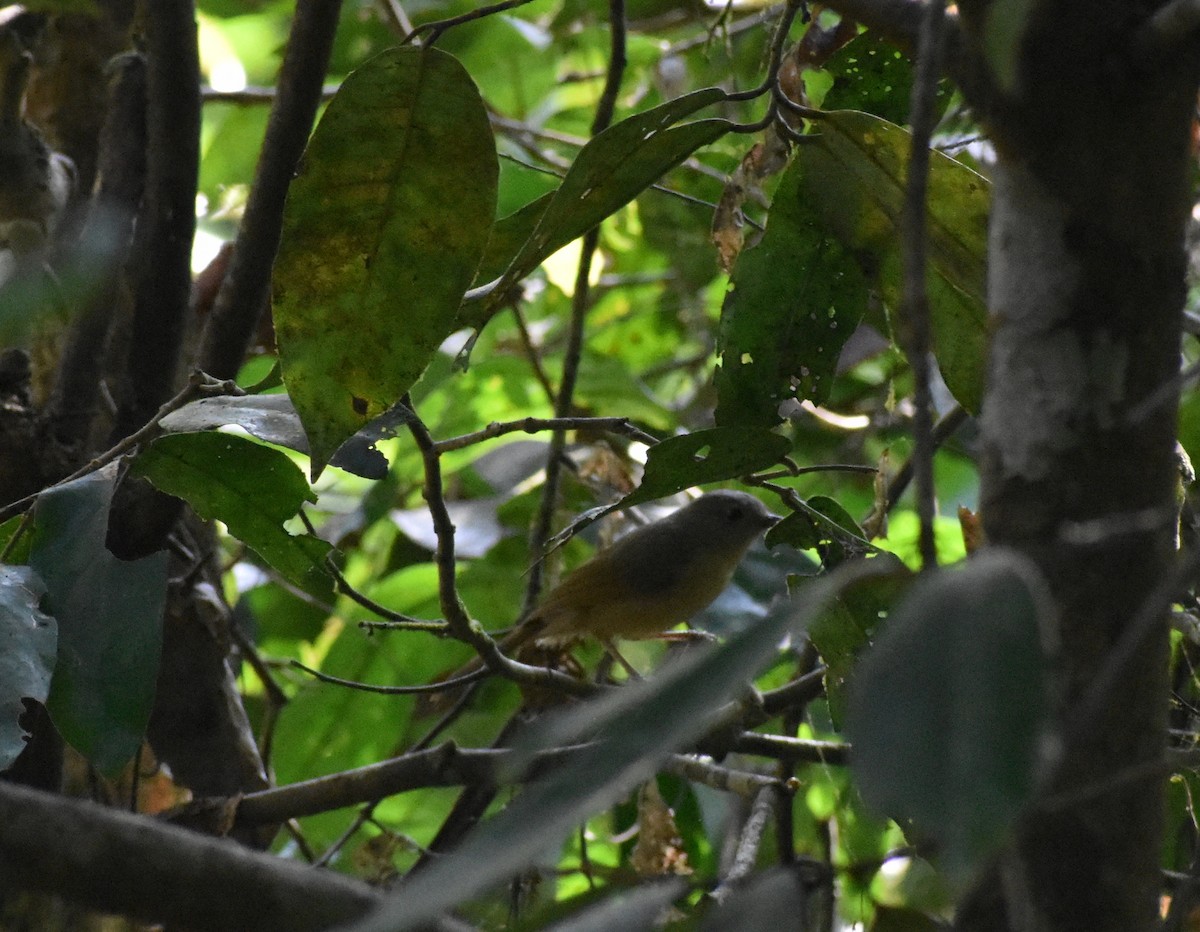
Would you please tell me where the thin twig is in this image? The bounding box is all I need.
[201,84,341,104]
[726,0,805,135]
[665,754,784,798]
[433,416,658,454]
[509,303,559,405]
[898,0,946,571]
[291,659,491,695]
[664,5,782,55]
[407,0,539,46]
[379,0,415,35]
[754,463,878,481]
[879,403,968,514]
[712,785,779,896]
[0,372,242,524]
[525,0,627,614]
[199,0,345,381]
[731,732,849,765]
[317,543,449,631]
[400,399,593,695]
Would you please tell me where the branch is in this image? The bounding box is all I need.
[0,372,242,524]
[0,781,379,932]
[407,0,539,45]
[200,83,340,104]
[400,399,594,697]
[198,0,345,380]
[711,785,780,897]
[433,415,659,453]
[525,0,627,613]
[898,0,946,570]
[730,732,849,765]
[116,0,200,437]
[229,742,590,826]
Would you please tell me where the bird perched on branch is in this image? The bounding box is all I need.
[454,489,780,683]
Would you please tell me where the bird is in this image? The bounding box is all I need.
[453,489,779,682]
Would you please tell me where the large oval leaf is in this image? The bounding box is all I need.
[29,466,168,775]
[846,549,1054,892]
[273,46,498,476]
[802,111,990,413]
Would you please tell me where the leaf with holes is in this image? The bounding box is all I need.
[273,46,498,477]
[800,110,989,413]
[715,155,869,428]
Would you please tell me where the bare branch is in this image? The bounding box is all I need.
[0,781,380,932]
[525,0,627,613]
[0,371,242,524]
[433,415,659,454]
[898,0,947,570]
[116,0,200,437]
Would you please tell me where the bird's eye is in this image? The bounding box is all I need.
[726,506,744,522]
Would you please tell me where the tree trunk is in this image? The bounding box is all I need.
[959,2,1200,928]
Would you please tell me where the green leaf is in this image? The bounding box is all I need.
[627,427,791,506]
[823,32,953,126]
[797,111,990,413]
[0,566,57,772]
[273,46,499,476]
[768,494,875,561]
[29,466,168,775]
[715,160,868,428]
[804,555,911,723]
[846,549,1054,892]
[131,432,333,600]
[158,395,389,480]
[494,90,730,297]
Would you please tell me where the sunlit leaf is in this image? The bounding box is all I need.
[273,46,498,476]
